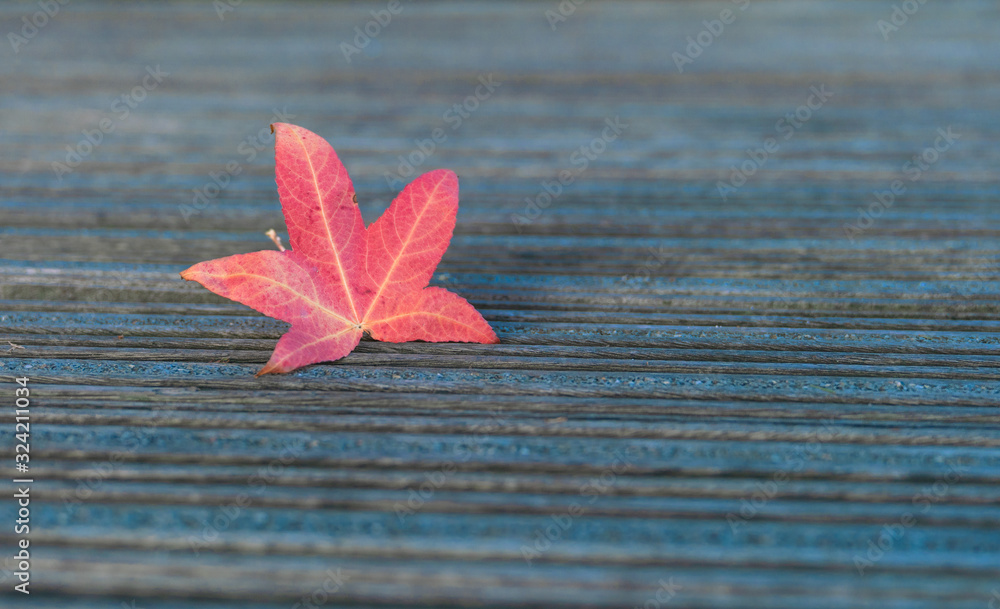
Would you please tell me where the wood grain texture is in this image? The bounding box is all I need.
[1,1,999,608]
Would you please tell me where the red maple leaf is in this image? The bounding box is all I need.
[181,123,498,375]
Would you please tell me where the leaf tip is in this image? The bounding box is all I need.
[426,167,459,188]
[271,122,300,139]
[258,350,295,376]
[255,363,281,377]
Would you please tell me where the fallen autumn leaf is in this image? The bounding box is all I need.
[181,123,498,375]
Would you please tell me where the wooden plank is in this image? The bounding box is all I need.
[1,0,999,607]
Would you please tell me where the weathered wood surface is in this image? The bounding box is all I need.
[2,1,999,607]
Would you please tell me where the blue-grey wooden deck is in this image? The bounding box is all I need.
[1,1,999,607]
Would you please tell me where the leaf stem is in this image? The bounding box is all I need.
[265,229,286,252]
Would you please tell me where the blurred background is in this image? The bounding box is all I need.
[2,1,1000,608]
[6,0,998,233]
